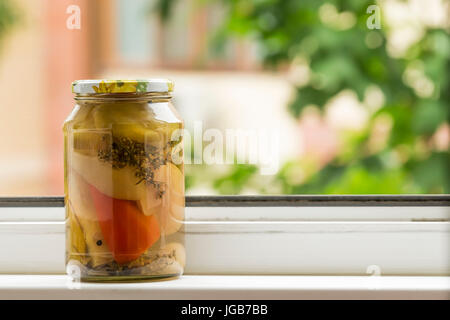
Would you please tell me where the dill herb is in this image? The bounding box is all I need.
[97,135,172,197]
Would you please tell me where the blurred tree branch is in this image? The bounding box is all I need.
[157,0,449,194]
[0,0,19,47]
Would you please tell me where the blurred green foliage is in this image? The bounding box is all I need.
[213,164,258,194]
[0,0,19,46]
[158,0,449,194]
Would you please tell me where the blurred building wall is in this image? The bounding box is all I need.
[44,0,92,194]
[0,0,92,195]
[0,0,300,196]
[0,0,46,195]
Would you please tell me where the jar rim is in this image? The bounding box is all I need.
[72,79,174,95]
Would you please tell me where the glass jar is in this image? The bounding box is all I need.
[63,79,185,282]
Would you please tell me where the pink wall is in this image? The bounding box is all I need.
[44,0,92,194]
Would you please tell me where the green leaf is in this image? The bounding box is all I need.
[411,152,450,193]
[322,166,410,194]
[412,100,447,135]
[377,105,414,147]
[289,86,334,116]
[213,165,258,194]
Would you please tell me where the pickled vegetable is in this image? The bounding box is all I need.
[88,183,161,264]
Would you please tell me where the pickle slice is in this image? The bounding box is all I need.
[136,189,162,217]
[77,216,113,268]
[72,130,109,157]
[110,122,181,147]
[69,172,113,267]
[69,170,98,221]
[155,122,183,144]
[72,151,160,201]
[111,123,163,145]
[93,103,155,129]
[137,163,184,235]
[71,105,96,130]
[67,205,88,264]
[140,242,185,275]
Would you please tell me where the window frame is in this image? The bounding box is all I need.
[0,195,448,276]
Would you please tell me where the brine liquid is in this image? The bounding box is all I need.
[65,121,185,281]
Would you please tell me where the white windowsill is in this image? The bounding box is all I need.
[0,275,449,300]
[0,205,449,275]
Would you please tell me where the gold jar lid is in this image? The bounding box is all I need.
[71,79,174,94]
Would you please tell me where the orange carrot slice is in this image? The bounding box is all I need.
[88,183,160,264]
